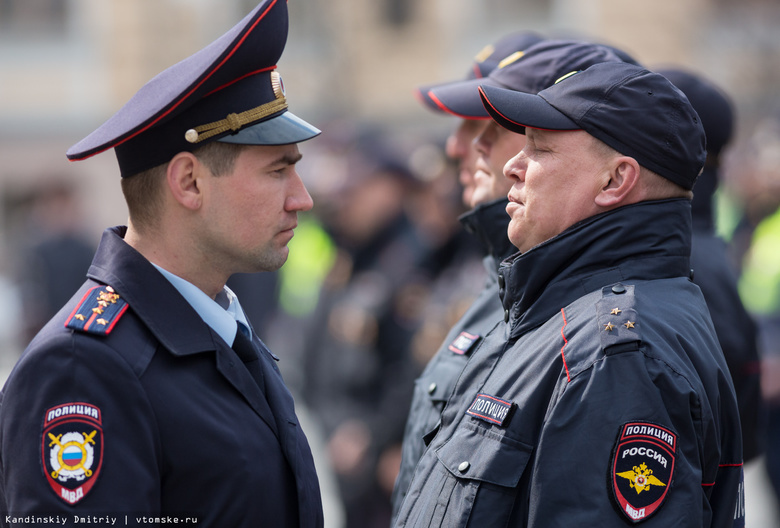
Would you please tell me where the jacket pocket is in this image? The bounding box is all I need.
[414,357,469,446]
[425,423,533,528]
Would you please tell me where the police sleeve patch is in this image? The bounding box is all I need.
[42,402,104,505]
[65,285,128,336]
[611,422,676,523]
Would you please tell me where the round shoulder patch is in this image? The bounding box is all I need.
[611,422,676,523]
[42,402,104,504]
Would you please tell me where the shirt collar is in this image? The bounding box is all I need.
[152,264,251,345]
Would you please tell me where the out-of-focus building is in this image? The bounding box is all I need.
[1,0,779,229]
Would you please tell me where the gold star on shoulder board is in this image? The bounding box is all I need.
[624,321,635,329]
[75,314,85,321]
[96,318,109,326]
[604,322,615,332]
[610,308,622,315]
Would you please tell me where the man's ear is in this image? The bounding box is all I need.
[594,156,641,208]
[166,152,204,210]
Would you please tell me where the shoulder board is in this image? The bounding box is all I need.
[597,283,641,350]
[65,285,128,336]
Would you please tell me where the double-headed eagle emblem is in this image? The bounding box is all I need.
[616,462,667,494]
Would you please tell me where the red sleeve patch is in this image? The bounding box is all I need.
[611,422,676,523]
[42,402,104,504]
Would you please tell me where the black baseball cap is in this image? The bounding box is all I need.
[67,0,320,177]
[415,31,544,114]
[479,62,706,189]
[424,39,635,119]
[657,68,734,158]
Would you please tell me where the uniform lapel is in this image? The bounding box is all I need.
[251,337,302,471]
[215,337,280,438]
[88,227,282,438]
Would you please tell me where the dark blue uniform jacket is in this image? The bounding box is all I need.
[391,197,514,517]
[394,199,744,528]
[0,226,323,527]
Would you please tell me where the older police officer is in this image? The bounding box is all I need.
[394,62,744,527]
[0,1,323,526]
[392,39,635,519]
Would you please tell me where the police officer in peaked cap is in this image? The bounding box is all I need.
[0,1,324,526]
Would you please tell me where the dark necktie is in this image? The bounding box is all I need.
[232,328,266,394]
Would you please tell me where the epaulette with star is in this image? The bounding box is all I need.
[65,285,128,336]
[597,283,641,350]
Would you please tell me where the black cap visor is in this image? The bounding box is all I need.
[479,85,579,134]
[218,110,320,145]
[425,77,501,119]
[414,85,444,113]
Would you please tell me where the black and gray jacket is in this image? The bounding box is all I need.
[394,199,744,528]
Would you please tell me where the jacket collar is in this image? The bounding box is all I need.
[87,226,221,355]
[88,227,284,438]
[499,199,693,337]
[459,197,516,267]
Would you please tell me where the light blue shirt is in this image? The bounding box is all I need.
[152,264,251,346]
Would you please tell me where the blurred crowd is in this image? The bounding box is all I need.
[2,105,780,528]
[263,122,487,528]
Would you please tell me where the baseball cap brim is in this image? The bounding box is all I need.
[218,110,320,145]
[425,77,501,119]
[478,84,579,134]
[414,84,443,113]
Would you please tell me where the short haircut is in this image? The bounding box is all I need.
[591,136,692,200]
[195,141,246,178]
[121,142,246,232]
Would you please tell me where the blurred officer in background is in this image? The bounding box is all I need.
[391,32,543,517]
[296,129,430,528]
[736,124,780,509]
[392,38,635,519]
[0,1,324,526]
[16,181,96,343]
[740,205,780,509]
[395,61,743,527]
[417,32,543,210]
[658,67,764,464]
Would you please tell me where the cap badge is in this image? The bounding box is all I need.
[271,70,285,98]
